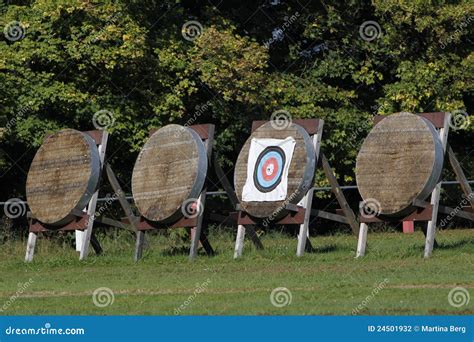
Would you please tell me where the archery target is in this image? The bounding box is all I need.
[254,146,285,192]
[242,137,296,202]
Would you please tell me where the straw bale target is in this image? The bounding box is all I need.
[131,124,207,223]
[234,122,316,218]
[26,129,101,226]
[356,112,444,217]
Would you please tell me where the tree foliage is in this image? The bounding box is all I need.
[1,0,472,202]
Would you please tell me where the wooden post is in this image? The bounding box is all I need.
[296,121,323,257]
[134,231,146,262]
[25,231,37,262]
[356,223,369,258]
[234,225,246,259]
[80,131,109,260]
[189,192,206,260]
[424,113,450,258]
[189,125,214,260]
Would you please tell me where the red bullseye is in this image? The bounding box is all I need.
[262,157,279,181]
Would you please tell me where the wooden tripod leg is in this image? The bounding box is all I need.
[425,196,441,258]
[356,223,369,257]
[447,144,474,208]
[199,231,215,256]
[421,225,439,248]
[90,233,103,255]
[189,192,206,260]
[305,238,314,253]
[321,153,359,235]
[246,225,264,250]
[106,163,139,225]
[297,188,314,257]
[80,131,108,261]
[80,192,99,260]
[424,114,450,258]
[25,232,37,262]
[134,231,146,262]
[234,225,246,259]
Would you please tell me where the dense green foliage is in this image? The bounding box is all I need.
[1,0,472,202]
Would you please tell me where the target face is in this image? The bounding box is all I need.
[253,146,285,192]
[241,137,296,202]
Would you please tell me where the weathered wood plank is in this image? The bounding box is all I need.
[132,124,207,223]
[26,129,101,225]
[357,112,445,217]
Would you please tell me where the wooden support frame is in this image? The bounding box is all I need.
[129,124,216,262]
[25,130,109,262]
[233,119,359,259]
[356,112,474,258]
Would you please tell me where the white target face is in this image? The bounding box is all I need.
[242,137,296,202]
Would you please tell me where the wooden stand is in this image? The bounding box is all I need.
[114,124,216,262]
[25,130,109,262]
[232,119,359,259]
[356,112,474,258]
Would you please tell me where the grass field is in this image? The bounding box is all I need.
[0,228,473,315]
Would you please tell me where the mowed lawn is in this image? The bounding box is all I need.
[0,228,473,315]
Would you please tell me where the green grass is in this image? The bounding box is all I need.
[0,228,473,315]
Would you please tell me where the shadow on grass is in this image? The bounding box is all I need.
[437,237,474,250]
[311,244,341,254]
[161,246,218,257]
